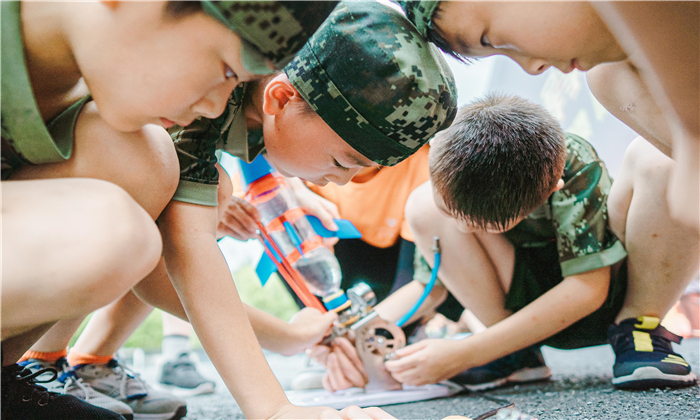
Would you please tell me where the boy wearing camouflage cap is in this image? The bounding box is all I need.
[363,94,696,392]
[2,2,346,419]
[8,2,455,419]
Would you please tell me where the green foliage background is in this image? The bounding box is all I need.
[69,265,300,351]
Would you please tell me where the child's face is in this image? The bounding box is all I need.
[433,2,627,75]
[261,76,375,186]
[80,2,258,133]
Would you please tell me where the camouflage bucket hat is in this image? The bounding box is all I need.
[284,1,457,166]
[396,1,439,39]
[201,1,338,75]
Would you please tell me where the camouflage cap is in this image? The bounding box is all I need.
[201,1,338,75]
[284,1,457,166]
[396,1,439,39]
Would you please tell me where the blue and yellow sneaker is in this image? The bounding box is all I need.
[608,316,697,390]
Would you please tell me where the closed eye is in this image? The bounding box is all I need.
[333,158,350,171]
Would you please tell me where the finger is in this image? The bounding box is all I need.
[226,207,258,234]
[327,353,354,391]
[384,352,421,373]
[222,211,256,237]
[390,366,428,386]
[227,197,261,220]
[362,407,398,420]
[323,236,340,248]
[394,341,426,358]
[334,337,367,377]
[320,200,340,220]
[338,405,374,420]
[333,345,368,387]
[321,311,339,335]
[308,345,331,362]
[309,203,338,231]
[322,372,335,392]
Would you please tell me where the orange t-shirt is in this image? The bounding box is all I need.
[307,145,430,248]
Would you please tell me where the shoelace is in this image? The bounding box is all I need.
[106,360,148,399]
[15,366,59,406]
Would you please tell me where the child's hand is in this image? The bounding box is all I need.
[270,404,396,419]
[384,338,462,386]
[322,336,368,391]
[285,308,338,356]
[292,183,341,246]
[217,196,261,241]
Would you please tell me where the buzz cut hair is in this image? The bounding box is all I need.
[429,93,567,229]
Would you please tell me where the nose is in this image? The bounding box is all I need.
[329,167,362,186]
[509,53,551,75]
[191,82,236,119]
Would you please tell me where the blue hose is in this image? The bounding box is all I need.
[395,237,441,328]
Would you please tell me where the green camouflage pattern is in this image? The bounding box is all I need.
[202,1,338,74]
[396,1,439,39]
[284,1,457,166]
[503,134,627,277]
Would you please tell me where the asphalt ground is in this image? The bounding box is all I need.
[133,338,700,420]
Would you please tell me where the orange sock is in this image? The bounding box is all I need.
[67,350,113,367]
[18,349,67,363]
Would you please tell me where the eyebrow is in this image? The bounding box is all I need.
[344,153,374,168]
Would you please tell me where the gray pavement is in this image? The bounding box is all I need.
[129,339,700,420]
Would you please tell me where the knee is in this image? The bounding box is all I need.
[75,104,180,219]
[622,137,674,183]
[405,183,441,238]
[69,180,162,312]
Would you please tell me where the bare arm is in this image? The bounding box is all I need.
[246,305,337,356]
[159,201,395,419]
[386,266,611,385]
[592,2,699,141]
[374,280,447,326]
[159,201,289,418]
[586,61,672,157]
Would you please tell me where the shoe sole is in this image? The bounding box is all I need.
[463,366,552,392]
[157,382,216,397]
[612,367,698,390]
[133,406,187,420]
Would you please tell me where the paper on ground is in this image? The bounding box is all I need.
[286,382,463,409]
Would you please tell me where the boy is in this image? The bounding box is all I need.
[397,1,699,230]
[13,2,457,418]
[2,2,378,420]
[323,94,699,392]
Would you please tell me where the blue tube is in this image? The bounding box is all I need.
[395,237,441,328]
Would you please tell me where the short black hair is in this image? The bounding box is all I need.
[430,93,567,230]
[427,4,473,65]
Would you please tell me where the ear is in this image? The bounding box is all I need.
[100,1,119,10]
[262,75,299,117]
[553,179,565,192]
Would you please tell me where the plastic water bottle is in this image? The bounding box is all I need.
[238,155,342,299]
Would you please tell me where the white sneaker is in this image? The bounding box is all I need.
[74,359,186,420]
[18,357,134,420]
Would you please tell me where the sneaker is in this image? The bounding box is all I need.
[74,359,187,420]
[18,358,134,420]
[1,363,127,420]
[608,316,697,390]
[158,352,215,397]
[449,346,551,391]
[290,356,326,391]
